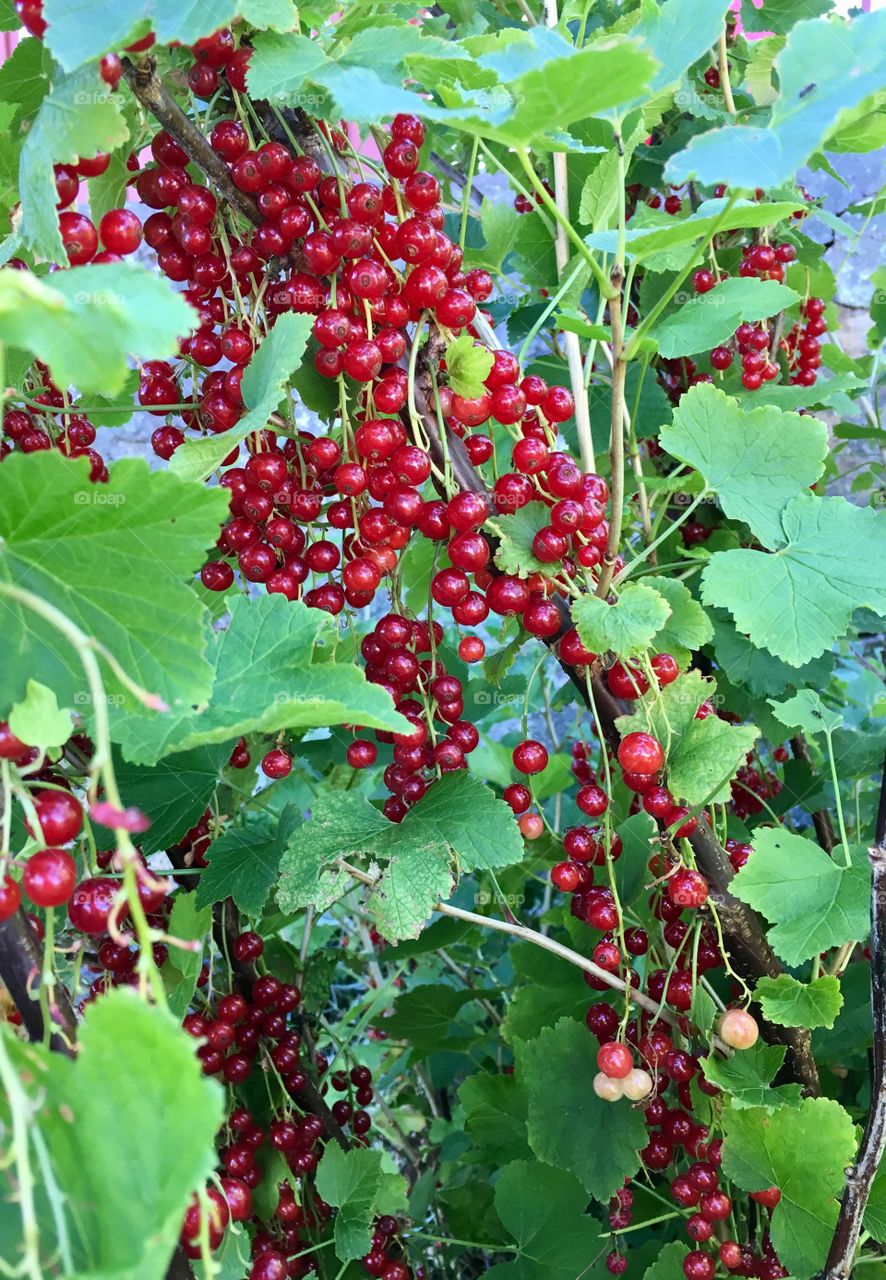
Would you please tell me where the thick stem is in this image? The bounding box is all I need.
[818,756,886,1279]
[596,267,627,598]
[791,734,838,854]
[543,0,595,472]
[0,909,77,1057]
[122,57,262,228]
[717,30,737,115]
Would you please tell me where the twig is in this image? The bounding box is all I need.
[0,908,77,1057]
[791,734,838,854]
[596,265,627,598]
[122,56,262,228]
[337,859,726,1047]
[430,152,483,208]
[717,30,737,116]
[543,0,595,473]
[818,755,886,1280]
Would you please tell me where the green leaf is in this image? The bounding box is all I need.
[237,0,298,29]
[641,575,713,664]
[364,849,455,944]
[278,773,522,939]
[649,278,801,359]
[445,332,494,398]
[376,983,490,1054]
[0,35,52,123]
[864,1169,886,1242]
[642,1243,691,1280]
[755,975,843,1031]
[666,11,886,188]
[709,612,834,697]
[314,1143,406,1263]
[660,382,828,547]
[30,991,223,1279]
[721,1098,856,1280]
[731,829,870,966]
[8,680,72,751]
[466,200,520,273]
[114,593,409,765]
[631,0,732,95]
[459,1073,531,1166]
[162,893,213,1018]
[502,940,593,1043]
[515,1017,647,1202]
[584,197,803,261]
[701,1042,802,1111]
[19,65,129,261]
[617,670,758,805]
[701,493,886,666]
[170,312,313,482]
[245,31,335,101]
[488,501,558,579]
[572,582,671,657]
[0,453,224,720]
[741,0,834,37]
[406,771,524,872]
[485,1160,608,1280]
[196,805,300,918]
[42,0,246,69]
[0,264,196,396]
[110,743,229,855]
[768,689,843,737]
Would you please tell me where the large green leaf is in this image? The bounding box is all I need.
[515,1017,647,1202]
[661,382,828,547]
[113,593,409,765]
[721,1098,856,1280]
[731,829,870,966]
[110,743,230,854]
[701,1042,802,1111]
[485,1160,609,1280]
[170,313,313,482]
[650,278,800,358]
[19,64,129,261]
[740,0,834,34]
[641,575,713,665]
[701,494,886,666]
[666,11,886,188]
[42,0,299,69]
[0,453,224,719]
[709,612,834,697]
[459,1073,531,1166]
[0,265,197,396]
[17,991,223,1279]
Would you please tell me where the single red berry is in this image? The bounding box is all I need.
[22,848,77,908]
[617,732,664,776]
[512,740,548,775]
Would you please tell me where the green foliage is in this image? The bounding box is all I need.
[661,382,828,546]
[515,1017,647,1202]
[731,830,870,966]
[196,804,301,917]
[315,1144,407,1262]
[445,332,494,397]
[485,1160,609,1280]
[8,680,72,751]
[114,593,409,764]
[754,975,843,1031]
[573,581,671,656]
[701,1043,802,1111]
[278,772,523,939]
[0,452,225,719]
[702,494,886,666]
[650,278,800,358]
[721,1098,856,1279]
[5,992,223,1278]
[0,263,196,395]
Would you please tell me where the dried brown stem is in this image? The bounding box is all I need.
[122,56,262,228]
[791,734,838,854]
